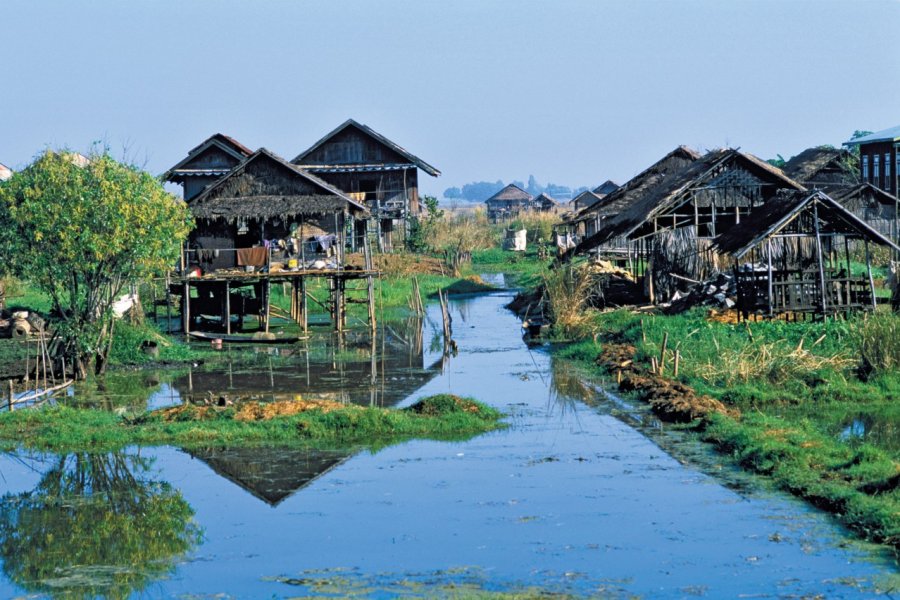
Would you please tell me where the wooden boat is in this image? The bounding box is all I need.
[187,331,307,344]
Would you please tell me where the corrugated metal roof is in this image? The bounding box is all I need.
[843,125,900,146]
[305,163,416,173]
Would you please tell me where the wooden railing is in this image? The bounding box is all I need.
[735,269,874,314]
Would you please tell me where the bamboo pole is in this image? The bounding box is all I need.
[300,277,308,332]
[183,281,191,334]
[225,280,232,335]
[659,332,669,376]
[865,240,877,310]
[813,202,828,317]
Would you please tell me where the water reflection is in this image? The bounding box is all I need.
[838,413,900,452]
[172,316,441,408]
[0,451,200,598]
[185,447,351,506]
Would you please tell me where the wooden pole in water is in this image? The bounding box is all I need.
[367,275,376,331]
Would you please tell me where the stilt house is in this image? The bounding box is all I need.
[571,146,701,262]
[485,184,534,221]
[292,119,441,252]
[712,190,900,317]
[574,148,806,301]
[173,147,373,335]
[163,133,253,200]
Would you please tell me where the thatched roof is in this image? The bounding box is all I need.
[830,182,900,211]
[293,119,441,177]
[535,192,557,209]
[574,148,805,254]
[593,180,620,196]
[580,146,701,220]
[712,190,900,259]
[782,147,857,186]
[163,133,252,183]
[486,183,532,203]
[571,190,603,210]
[844,125,900,146]
[188,148,368,221]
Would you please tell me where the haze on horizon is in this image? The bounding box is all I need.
[2,0,898,199]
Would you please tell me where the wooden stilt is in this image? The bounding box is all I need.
[264,278,271,333]
[183,281,191,334]
[225,280,231,335]
[865,240,877,310]
[367,275,376,331]
[300,277,308,332]
[813,202,828,317]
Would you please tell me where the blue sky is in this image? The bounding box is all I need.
[2,1,899,197]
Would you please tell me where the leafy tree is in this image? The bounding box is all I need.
[0,150,193,378]
[766,154,786,168]
[0,451,201,599]
[407,195,445,252]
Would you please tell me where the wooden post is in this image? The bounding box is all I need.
[673,349,680,377]
[367,275,376,331]
[264,278,271,333]
[225,280,231,335]
[766,239,774,316]
[813,202,828,316]
[300,277,308,332]
[865,240,877,310]
[8,380,13,412]
[165,273,173,334]
[659,331,668,376]
[183,281,191,334]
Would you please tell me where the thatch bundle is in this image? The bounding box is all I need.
[648,228,722,301]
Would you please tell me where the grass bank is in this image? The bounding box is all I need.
[0,394,505,452]
[553,307,900,553]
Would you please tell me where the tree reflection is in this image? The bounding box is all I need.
[0,452,201,599]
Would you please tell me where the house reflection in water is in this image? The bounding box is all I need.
[176,317,446,506]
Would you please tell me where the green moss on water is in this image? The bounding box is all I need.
[0,394,505,452]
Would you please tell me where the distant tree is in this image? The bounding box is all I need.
[572,186,590,196]
[525,174,544,197]
[846,130,874,158]
[442,186,462,199]
[0,149,193,378]
[461,180,505,202]
[544,183,572,199]
[511,180,525,190]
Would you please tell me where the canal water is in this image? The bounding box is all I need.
[0,290,897,598]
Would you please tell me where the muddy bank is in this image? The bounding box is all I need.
[595,342,732,423]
